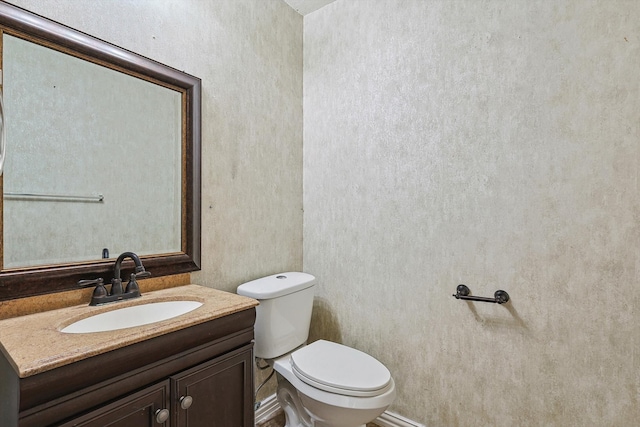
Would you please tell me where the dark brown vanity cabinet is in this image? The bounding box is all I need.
[58,348,252,427]
[172,350,252,427]
[57,380,171,427]
[0,308,255,427]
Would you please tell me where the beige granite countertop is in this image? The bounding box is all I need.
[0,284,258,378]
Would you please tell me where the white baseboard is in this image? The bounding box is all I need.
[255,393,281,424]
[374,410,425,427]
[254,393,424,427]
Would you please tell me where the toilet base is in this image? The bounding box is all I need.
[276,374,311,427]
[275,372,390,427]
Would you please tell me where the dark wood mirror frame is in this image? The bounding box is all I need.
[0,2,201,301]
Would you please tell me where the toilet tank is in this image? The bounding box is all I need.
[237,272,315,359]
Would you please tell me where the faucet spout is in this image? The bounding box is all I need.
[114,251,146,281]
[112,251,150,295]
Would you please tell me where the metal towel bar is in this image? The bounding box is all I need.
[453,284,509,304]
[4,192,104,202]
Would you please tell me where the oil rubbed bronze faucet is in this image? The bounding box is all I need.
[78,251,151,306]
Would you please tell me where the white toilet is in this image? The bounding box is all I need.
[237,272,395,427]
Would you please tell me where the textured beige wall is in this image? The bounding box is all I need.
[11,0,640,424]
[304,0,640,425]
[9,0,304,292]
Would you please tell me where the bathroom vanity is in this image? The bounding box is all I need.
[0,285,258,427]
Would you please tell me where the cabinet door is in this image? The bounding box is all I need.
[172,347,253,427]
[56,380,170,427]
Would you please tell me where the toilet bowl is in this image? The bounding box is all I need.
[273,340,396,427]
[237,272,396,427]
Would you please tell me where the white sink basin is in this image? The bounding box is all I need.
[60,301,203,334]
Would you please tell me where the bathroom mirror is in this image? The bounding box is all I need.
[0,3,201,300]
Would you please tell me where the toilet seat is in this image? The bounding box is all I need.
[274,354,396,420]
[290,340,392,397]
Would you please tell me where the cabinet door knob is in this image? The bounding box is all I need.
[155,408,170,423]
[180,395,193,410]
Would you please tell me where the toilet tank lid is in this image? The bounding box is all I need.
[237,272,315,299]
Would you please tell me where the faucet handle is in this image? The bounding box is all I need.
[125,273,142,296]
[78,278,104,288]
[125,270,150,295]
[78,278,108,306]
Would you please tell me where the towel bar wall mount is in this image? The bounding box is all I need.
[453,284,509,304]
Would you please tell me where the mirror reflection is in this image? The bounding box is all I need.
[2,34,183,268]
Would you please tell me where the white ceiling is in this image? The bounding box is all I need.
[282,0,337,15]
